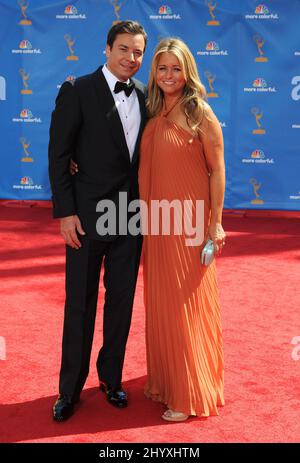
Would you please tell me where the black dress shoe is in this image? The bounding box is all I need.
[100,383,128,408]
[52,395,78,422]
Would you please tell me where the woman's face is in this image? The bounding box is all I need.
[156,52,186,98]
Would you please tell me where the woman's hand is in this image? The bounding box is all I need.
[208,221,226,255]
[70,159,79,175]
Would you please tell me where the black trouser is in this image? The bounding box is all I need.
[58,233,142,401]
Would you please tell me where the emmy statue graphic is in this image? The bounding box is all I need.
[251,107,266,134]
[110,0,122,25]
[205,71,218,98]
[206,1,220,26]
[64,34,78,61]
[254,34,268,62]
[20,137,33,162]
[250,178,264,205]
[19,69,32,94]
[18,0,32,25]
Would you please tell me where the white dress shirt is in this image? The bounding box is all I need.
[102,64,141,161]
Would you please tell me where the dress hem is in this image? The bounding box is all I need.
[144,388,224,418]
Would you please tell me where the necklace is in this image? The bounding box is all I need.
[162,95,182,117]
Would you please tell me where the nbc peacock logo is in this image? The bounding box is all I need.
[66,75,76,82]
[197,41,228,56]
[12,108,41,123]
[20,109,33,118]
[13,176,42,190]
[20,40,32,50]
[56,4,86,19]
[21,176,33,185]
[244,78,276,93]
[245,3,278,20]
[12,39,41,54]
[206,41,219,51]
[255,5,269,14]
[253,149,273,164]
[253,78,267,88]
[65,5,77,14]
[159,5,172,14]
[150,4,181,20]
[57,75,76,89]
[242,149,274,164]
[251,149,265,159]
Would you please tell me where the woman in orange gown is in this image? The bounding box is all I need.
[138,38,226,421]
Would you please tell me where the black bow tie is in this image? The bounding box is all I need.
[114,80,135,97]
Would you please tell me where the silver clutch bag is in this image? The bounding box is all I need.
[201,239,215,266]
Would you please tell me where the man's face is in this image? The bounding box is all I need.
[106,33,145,81]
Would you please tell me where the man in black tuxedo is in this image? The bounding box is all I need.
[48,21,147,421]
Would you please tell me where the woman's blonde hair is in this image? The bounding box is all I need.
[147,37,208,134]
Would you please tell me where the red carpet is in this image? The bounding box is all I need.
[0,202,300,443]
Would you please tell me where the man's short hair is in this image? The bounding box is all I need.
[106,20,147,51]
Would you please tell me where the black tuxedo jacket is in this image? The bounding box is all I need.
[48,66,147,240]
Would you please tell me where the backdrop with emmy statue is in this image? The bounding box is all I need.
[0,0,299,210]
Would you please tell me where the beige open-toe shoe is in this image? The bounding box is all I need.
[162,408,189,422]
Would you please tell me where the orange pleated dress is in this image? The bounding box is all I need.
[138,112,225,417]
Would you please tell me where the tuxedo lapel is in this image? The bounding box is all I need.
[131,84,147,165]
[92,67,130,162]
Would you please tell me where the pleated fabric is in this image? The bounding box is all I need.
[138,114,224,417]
